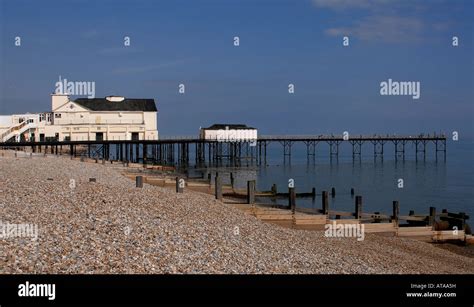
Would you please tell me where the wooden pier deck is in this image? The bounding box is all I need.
[1,133,447,166]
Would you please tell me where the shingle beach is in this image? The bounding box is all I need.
[1,152,473,274]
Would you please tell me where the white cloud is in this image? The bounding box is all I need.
[313,0,454,43]
[312,0,395,10]
[81,29,100,39]
[325,15,425,43]
[112,59,190,74]
[97,47,140,56]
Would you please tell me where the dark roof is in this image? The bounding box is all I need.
[203,124,256,130]
[73,98,157,112]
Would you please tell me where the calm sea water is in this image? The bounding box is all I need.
[212,139,473,219]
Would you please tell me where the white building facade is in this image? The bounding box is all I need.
[0,94,158,142]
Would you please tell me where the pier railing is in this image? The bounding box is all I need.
[258,134,446,140]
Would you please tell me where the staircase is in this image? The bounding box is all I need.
[1,119,38,142]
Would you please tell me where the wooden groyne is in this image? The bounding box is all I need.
[118,166,472,245]
[233,198,471,244]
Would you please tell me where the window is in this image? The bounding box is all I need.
[54,113,62,118]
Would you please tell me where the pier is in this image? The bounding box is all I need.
[0,134,447,167]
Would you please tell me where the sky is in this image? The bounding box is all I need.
[0,0,473,137]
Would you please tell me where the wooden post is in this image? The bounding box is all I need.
[355,196,362,219]
[392,201,399,226]
[230,173,235,189]
[331,187,336,198]
[288,187,296,212]
[460,212,466,231]
[271,184,277,195]
[176,177,184,193]
[247,180,255,204]
[373,212,381,223]
[215,173,222,200]
[429,207,436,227]
[311,187,316,200]
[322,191,329,215]
[136,176,143,188]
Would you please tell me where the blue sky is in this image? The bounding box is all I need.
[0,0,473,137]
